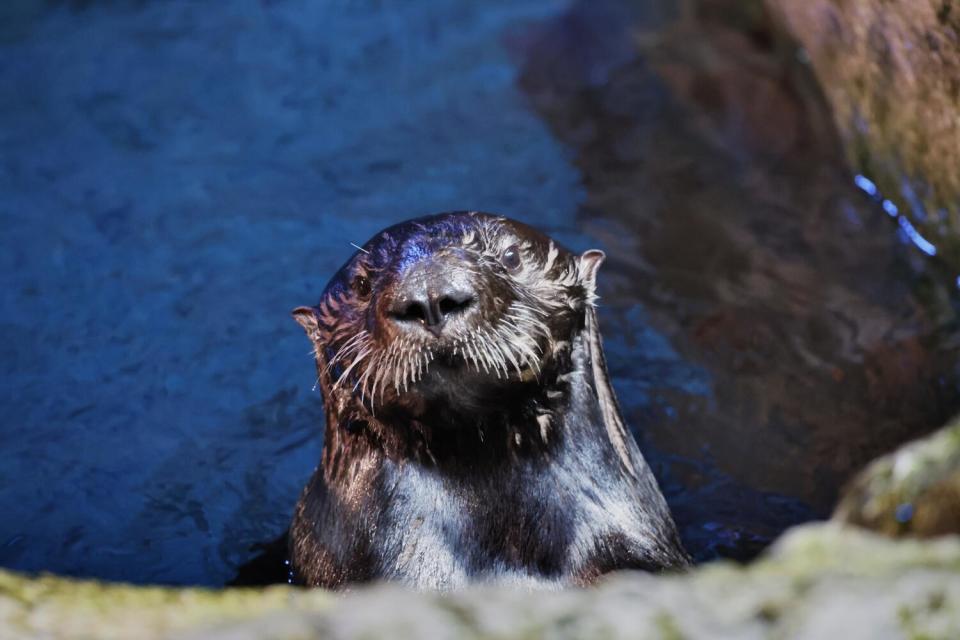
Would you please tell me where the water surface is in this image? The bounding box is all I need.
[1,0,957,585]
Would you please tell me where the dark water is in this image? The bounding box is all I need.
[1,1,958,586]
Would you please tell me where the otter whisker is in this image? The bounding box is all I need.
[504,313,545,364]
[479,327,507,378]
[512,300,549,318]
[358,350,379,407]
[409,347,420,388]
[391,337,408,394]
[332,345,372,389]
[513,338,543,375]
[362,347,387,412]
[471,334,491,374]
[394,348,404,394]
[330,334,366,370]
[333,344,372,392]
[476,329,499,378]
[325,345,363,386]
[497,315,524,336]
[371,342,393,408]
[484,329,505,376]
[507,306,545,331]
[351,373,365,394]
[415,348,429,383]
[491,329,515,377]
[463,338,481,374]
[381,341,396,398]
[470,334,489,375]
[492,324,524,377]
[401,349,412,393]
[398,338,411,393]
[372,356,386,411]
[506,313,548,355]
[322,330,369,378]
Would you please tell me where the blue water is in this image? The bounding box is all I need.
[2,0,958,586]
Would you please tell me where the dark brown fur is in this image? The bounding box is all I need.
[290,212,688,589]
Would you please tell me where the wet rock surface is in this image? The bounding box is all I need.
[835,416,960,538]
[2,524,960,639]
[766,0,960,269]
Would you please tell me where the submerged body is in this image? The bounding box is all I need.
[290,212,688,589]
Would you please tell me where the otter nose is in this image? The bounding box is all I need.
[389,263,477,337]
[393,290,474,334]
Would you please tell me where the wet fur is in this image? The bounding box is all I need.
[291,212,689,589]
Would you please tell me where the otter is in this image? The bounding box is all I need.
[290,212,689,589]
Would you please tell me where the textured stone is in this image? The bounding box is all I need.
[2,524,959,639]
[767,0,960,266]
[835,417,960,537]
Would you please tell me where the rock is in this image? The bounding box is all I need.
[0,571,331,639]
[766,0,960,267]
[835,418,960,537]
[2,524,960,639]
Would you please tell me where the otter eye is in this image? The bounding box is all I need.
[351,274,371,297]
[501,245,522,271]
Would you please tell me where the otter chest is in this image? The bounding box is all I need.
[374,457,647,589]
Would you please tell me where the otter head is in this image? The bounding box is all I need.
[293,212,604,435]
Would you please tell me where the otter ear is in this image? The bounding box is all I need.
[579,249,606,290]
[292,306,320,337]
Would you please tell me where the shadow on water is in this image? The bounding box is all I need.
[1,0,959,586]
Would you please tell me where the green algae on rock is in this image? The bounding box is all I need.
[0,572,331,640]
[835,418,960,537]
[2,525,960,639]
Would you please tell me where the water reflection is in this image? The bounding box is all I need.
[854,174,938,257]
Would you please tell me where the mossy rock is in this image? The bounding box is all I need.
[3,524,960,639]
[0,572,331,639]
[835,418,960,537]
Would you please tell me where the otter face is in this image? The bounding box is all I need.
[294,212,603,417]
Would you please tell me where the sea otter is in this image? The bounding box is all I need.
[290,212,689,589]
